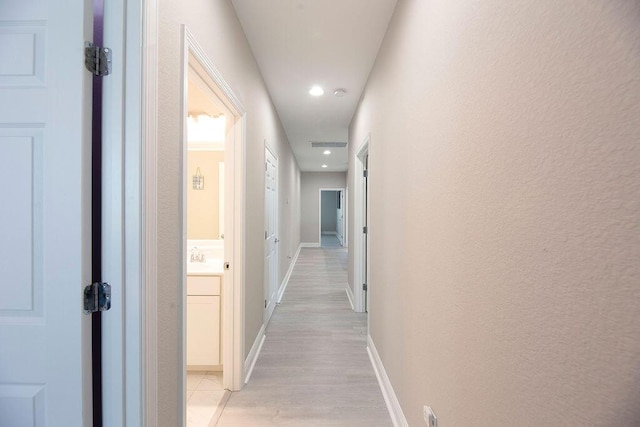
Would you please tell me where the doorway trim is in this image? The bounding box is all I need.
[99,0,156,424]
[352,135,370,313]
[318,188,346,247]
[141,0,159,424]
[181,25,246,402]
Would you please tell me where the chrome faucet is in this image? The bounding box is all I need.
[190,247,206,263]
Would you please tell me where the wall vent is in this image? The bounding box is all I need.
[310,141,347,148]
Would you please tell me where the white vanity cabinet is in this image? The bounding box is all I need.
[187,275,222,367]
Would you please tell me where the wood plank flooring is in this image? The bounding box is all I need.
[215,247,391,426]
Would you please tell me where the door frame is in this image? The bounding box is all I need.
[141,1,159,424]
[352,135,370,313]
[264,142,279,325]
[104,3,250,424]
[318,188,346,247]
[181,26,246,398]
[101,0,151,425]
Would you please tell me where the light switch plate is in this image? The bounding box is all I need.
[423,406,437,427]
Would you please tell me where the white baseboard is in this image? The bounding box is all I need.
[345,284,355,311]
[321,231,338,236]
[244,325,266,384]
[278,244,301,303]
[367,335,408,427]
[300,242,320,248]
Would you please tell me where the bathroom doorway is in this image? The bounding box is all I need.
[181,28,246,426]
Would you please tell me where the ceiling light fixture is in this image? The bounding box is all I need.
[321,164,328,168]
[309,86,324,96]
[333,88,347,97]
[323,150,331,155]
[187,113,226,143]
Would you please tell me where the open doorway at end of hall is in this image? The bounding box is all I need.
[319,189,346,248]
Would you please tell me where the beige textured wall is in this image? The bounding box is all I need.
[348,0,640,425]
[187,151,224,239]
[158,0,300,424]
[300,172,346,244]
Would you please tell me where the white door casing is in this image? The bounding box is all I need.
[318,188,346,247]
[219,162,225,239]
[182,26,247,395]
[0,1,93,425]
[363,153,369,313]
[353,135,370,313]
[264,144,279,323]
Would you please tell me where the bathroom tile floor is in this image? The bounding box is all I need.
[187,371,227,427]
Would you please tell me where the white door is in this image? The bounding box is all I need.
[0,1,93,425]
[264,145,278,322]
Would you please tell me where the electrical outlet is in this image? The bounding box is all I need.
[423,406,437,427]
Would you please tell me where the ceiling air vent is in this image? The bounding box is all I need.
[310,142,347,148]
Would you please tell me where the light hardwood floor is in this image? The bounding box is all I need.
[215,247,391,426]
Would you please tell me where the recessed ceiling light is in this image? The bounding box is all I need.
[323,150,331,155]
[334,88,347,97]
[309,86,324,96]
[322,164,328,168]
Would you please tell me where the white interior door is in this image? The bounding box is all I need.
[264,145,278,322]
[0,0,93,425]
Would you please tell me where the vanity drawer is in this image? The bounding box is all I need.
[187,275,221,295]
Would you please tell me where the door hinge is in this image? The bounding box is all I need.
[363,226,368,234]
[265,299,267,308]
[85,42,112,76]
[363,283,368,291]
[83,282,111,314]
[363,170,368,178]
[265,231,268,239]
[224,262,230,270]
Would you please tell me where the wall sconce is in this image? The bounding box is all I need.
[192,167,204,190]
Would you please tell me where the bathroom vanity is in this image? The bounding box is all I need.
[186,240,224,368]
[186,274,222,367]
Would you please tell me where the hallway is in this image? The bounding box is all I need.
[215,247,391,426]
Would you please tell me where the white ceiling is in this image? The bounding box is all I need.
[231,0,397,172]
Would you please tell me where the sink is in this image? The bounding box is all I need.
[187,258,224,275]
[186,240,224,275]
